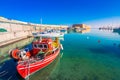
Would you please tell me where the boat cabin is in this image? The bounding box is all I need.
[32,38,54,51]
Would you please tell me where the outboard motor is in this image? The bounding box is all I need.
[20,50,29,60]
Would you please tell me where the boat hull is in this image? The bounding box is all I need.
[17,48,60,79]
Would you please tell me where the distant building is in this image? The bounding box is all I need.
[72,24,90,29]
[72,24,91,33]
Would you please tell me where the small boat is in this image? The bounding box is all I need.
[9,35,62,79]
[113,28,120,35]
[32,30,65,38]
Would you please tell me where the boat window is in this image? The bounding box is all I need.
[38,44,43,48]
[34,44,37,48]
[44,44,48,49]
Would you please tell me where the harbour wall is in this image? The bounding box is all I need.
[0,17,68,46]
[0,37,33,63]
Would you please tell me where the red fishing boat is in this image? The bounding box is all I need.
[9,35,62,79]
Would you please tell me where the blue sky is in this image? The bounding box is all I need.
[0,0,120,25]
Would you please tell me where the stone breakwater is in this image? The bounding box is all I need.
[0,17,68,46]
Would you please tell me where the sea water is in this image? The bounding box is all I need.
[0,29,120,80]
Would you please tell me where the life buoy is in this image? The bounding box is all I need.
[10,49,20,60]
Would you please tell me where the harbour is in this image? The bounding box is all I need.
[0,27,120,80]
[0,17,68,47]
[0,0,120,79]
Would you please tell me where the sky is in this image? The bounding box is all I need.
[0,0,120,25]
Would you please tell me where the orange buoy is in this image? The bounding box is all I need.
[98,40,101,43]
[9,49,20,60]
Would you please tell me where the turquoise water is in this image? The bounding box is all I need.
[30,29,120,80]
[0,29,120,80]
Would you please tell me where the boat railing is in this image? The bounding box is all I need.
[18,57,43,65]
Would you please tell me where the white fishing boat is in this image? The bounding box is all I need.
[32,30,64,38]
[32,19,64,38]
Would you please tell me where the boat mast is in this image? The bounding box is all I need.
[40,18,42,32]
[40,18,42,41]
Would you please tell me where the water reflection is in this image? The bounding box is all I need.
[74,28,90,33]
[0,59,18,80]
[67,28,90,34]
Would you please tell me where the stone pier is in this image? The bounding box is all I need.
[0,17,68,46]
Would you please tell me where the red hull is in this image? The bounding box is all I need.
[17,48,60,79]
